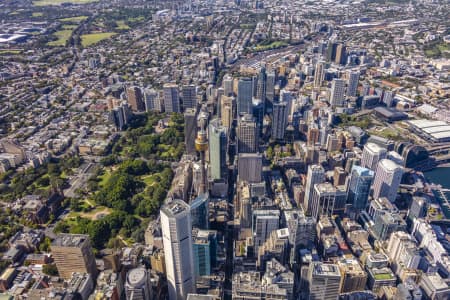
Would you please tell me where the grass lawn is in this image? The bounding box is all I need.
[59,16,88,23]
[66,205,112,220]
[374,273,393,280]
[33,0,98,6]
[81,32,116,47]
[116,20,130,30]
[32,12,44,17]
[62,24,78,30]
[253,41,288,52]
[141,174,158,186]
[99,169,112,187]
[0,50,22,55]
[128,16,145,22]
[48,29,73,46]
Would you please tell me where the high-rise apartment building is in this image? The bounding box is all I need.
[237,114,258,153]
[304,165,325,214]
[372,159,404,202]
[329,79,346,107]
[161,200,196,300]
[163,83,180,113]
[361,142,387,171]
[51,234,98,280]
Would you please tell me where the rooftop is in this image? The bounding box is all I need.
[161,199,190,217]
[126,267,147,287]
[51,233,88,248]
[312,262,341,277]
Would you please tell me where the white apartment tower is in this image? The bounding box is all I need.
[372,159,404,203]
[361,142,387,171]
[304,165,325,215]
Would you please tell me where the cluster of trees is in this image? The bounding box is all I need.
[113,113,185,161]
[338,114,371,129]
[93,158,173,217]
[0,155,83,201]
[134,168,173,217]
[54,211,142,250]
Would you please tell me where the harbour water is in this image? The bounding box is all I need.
[424,167,450,190]
[424,167,450,218]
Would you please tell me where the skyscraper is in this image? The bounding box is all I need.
[192,229,217,277]
[407,196,427,222]
[125,267,152,300]
[271,100,288,140]
[184,109,197,155]
[314,61,325,88]
[223,74,234,96]
[208,119,228,180]
[326,42,338,62]
[308,262,342,300]
[190,193,209,230]
[307,124,320,146]
[256,67,266,101]
[182,85,197,110]
[127,86,145,111]
[335,44,347,65]
[310,183,345,220]
[161,200,196,300]
[382,90,395,107]
[252,209,280,255]
[237,114,258,153]
[284,210,316,252]
[304,165,325,215]
[346,71,360,97]
[361,142,387,171]
[266,72,276,102]
[372,159,404,202]
[144,88,160,112]
[220,95,234,129]
[347,165,374,211]
[163,83,180,113]
[329,79,346,107]
[51,234,98,280]
[237,78,253,115]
